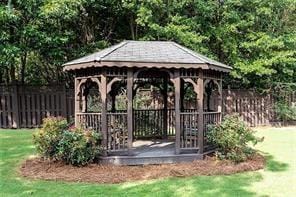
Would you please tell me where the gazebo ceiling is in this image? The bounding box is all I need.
[63,41,232,72]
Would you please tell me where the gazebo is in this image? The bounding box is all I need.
[63,41,231,165]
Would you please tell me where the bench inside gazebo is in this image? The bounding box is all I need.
[63,41,231,165]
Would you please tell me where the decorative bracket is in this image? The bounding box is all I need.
[76,77,102,96]
[107,77,123,94]
[76,78,87,96]
[204,79,222,96]
[183,78,199,94]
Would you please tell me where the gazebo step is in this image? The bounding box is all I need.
[98,153,204,165]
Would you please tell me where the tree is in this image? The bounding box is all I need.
[0,0,295,88]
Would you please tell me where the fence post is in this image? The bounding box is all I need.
[11,84,20,128]
[61,85,67,118]
[267,93,272,124]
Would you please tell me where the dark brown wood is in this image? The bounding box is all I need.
[127,68,133,153]
[11,85,19,128]
[31,93,36,126]
[27,94,32,127]
[100,71,108,153]
[1,85,295,129]
[107,112,128,151]
[218,79,222,117]
[61,85,67,117]
[132,109,175,138]
[174,70,181,154]
[77,112,102,131]
[21,92,26,127]
[163,77,168,139]
[197,69,204,154]
[180,109,199,149]
[36,93,41,125]
[7,93,12,127]
[64,61,209,72]
[74,78,80,127]
[99,153,203,165]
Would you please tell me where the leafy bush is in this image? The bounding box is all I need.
[274,101,296,122]
[58,128,101,166]
[207,114,263,163]
[33,117,68,159]
[33,117,101,166]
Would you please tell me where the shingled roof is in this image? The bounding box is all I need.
[63,41,231,72]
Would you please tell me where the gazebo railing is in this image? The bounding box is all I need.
[180,109,199,149]
[203,112,221,147]
[77,113,102,132]
[107,112,128,151]
[133,109,175,138]
[77,112,128,152]
[179,110,222,150]
[76,110,222,152]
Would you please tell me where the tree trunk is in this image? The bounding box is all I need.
[0,65,3,84]
[10,65,16,83]
[20,52,27,84]
[129,15,135,40]
[8,0,12,10]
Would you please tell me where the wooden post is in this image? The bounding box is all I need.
[163,77,168,139]
[100,71,108,154]
[218,78,222,122]
[11,84,19,128]
[74,78,80,127]
[81,88,87,113]
[174,70,181,154]
[127,68,134,154]
[197,69,204,154]
[180,80,185,111]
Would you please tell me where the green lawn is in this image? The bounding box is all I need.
[0,127,295,197]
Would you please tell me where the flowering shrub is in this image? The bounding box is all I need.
[207,114,263,163]
[33,117,101,166]
[58,128,101,166]
[33,117,68,159]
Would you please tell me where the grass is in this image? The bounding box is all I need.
[0,127,295,197]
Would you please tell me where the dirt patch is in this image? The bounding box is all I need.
[20,155,265,184]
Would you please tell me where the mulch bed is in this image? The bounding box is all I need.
[20,155,265,184]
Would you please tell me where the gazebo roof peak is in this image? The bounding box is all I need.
[63,40,232,72]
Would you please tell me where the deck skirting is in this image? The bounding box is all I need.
[98,153,204,165]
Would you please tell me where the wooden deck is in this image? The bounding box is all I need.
[99,140,204,165]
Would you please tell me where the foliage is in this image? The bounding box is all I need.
[58,127,101,166]
[133,93,154,109]
[207,114,263,163]
[0,0,295,88]
[33,117,68,159]
[33,117,101,166]
[87,86,102,112]
[274,101,296,122]
[271,82,296,122]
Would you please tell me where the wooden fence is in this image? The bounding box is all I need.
[0,85,295,128]
[223,89,296,126]
[0,85,74,128]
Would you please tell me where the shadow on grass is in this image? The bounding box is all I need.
[265,154,289,172]
[112,173,264,197]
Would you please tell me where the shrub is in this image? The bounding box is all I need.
[274,101,296,122]
[207,114,263,163]
[33,117,68,160]
[33,117,101,166]
[57,128,101,166]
